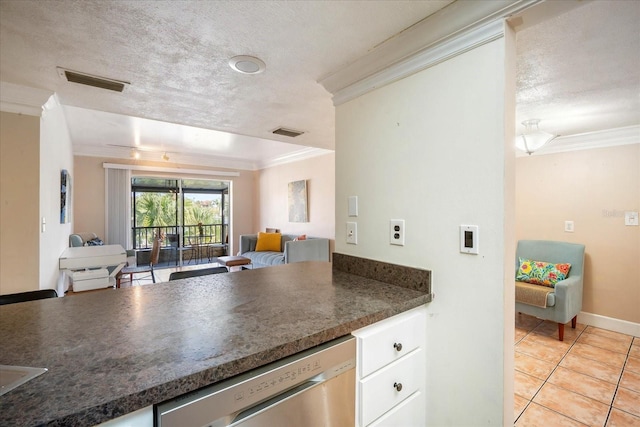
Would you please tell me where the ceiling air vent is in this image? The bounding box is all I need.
[57,67,129,92]
[272,127,304,138]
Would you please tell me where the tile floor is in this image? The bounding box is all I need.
[515,313,640,426]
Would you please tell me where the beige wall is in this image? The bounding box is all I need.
[516,144,640,323]
[335,37,514,425]
[256,153,335,249]
[73,156,106,239]
[0,111,40,294]
[73,156,257,256]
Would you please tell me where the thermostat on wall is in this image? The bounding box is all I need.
[460,225,479,255]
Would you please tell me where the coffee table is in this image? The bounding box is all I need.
[217,255,251,271]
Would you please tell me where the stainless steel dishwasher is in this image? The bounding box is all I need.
[155,335,355,427]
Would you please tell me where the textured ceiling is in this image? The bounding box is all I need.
[515,0,640,139]
[0,0,638,167]
[0,0,452,166]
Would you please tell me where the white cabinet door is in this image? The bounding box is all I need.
[94,406,153,426]
[354,305,427,427]
[368,390,424,427]
[354,306,426,377]
[358,348,424,426]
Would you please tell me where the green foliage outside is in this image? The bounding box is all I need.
[134,192,222,227]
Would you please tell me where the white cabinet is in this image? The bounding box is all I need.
[353,305,427,427]
[94,406,152,426]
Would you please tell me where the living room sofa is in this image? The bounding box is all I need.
[239,233,330,268]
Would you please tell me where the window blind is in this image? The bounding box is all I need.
[105,167,131,248]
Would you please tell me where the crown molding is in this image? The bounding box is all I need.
[517,125,640,157]
[330,19,505,106]
[257,147,333,170]
[102,162,240,177]
[320,0,541,106]
[0,81,53,116]
[75,144,333,171]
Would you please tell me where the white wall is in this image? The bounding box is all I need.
[39,96,74,291]
[257,153,335,242]
[335,34,515,425]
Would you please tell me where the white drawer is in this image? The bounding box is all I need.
[359,348,424,426]
[368,390,424,427]
[354,306,426,377]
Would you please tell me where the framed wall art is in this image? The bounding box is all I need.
[60,169,70,224]
[288,179,308,222]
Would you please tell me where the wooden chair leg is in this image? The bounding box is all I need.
[558,323,565,341]
[571,315,577,329]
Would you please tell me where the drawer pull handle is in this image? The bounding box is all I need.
[393,342,403,352]
[394,382,403,392]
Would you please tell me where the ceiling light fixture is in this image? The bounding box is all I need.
[516,119,556,155]
[229,55,266,74]
[161,152,170,161]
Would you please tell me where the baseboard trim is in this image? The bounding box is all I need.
[578,311,640,338]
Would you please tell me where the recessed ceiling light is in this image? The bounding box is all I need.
[229,55,266,74]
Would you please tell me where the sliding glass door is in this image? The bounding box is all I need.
[131,177,229,266]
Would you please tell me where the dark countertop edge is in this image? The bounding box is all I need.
[333,252,433,299]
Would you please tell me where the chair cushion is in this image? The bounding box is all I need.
[255,232,282,252]
[243,251,285,267]
[515,281,556,308]
[516,257,571,287]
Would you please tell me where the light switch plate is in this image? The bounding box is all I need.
[348,196,358,217]
[460,225,479,254]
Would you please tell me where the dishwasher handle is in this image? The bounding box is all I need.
[231,380,320,425]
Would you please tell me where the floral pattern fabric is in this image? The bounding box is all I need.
[516,257,571,287]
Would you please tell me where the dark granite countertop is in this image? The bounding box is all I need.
[0,259,430,426]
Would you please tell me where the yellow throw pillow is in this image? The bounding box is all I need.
[255,232,281,252]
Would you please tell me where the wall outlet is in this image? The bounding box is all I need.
[390,219,405,246]
[564,221,574,232]
[346,222,357,244]
[625,211,639,226]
